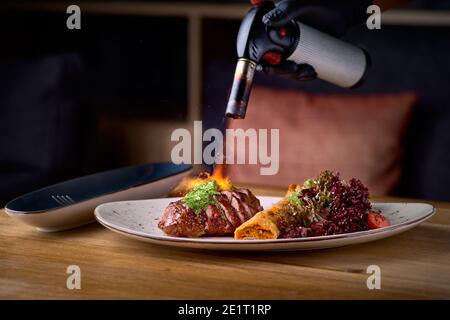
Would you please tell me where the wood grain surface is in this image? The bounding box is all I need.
[1,189,449,299]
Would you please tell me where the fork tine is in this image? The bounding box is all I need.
[62,196,72,205]
[52,195,75,206]
[52,195,65,206]
[56,196,65,205]
[65,195,75,204]
[57,195,70,206]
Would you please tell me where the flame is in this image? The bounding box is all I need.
[170,164,232,196]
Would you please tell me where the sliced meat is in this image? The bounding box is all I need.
[204,204,234,235]
[216,194,243,227]
[158,188,262,237]
[158,201,206,237]
[222,190,247,223]
[235,188,263,212]
[231,191,260,221]
[231,191,256,220]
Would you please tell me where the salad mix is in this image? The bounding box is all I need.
[278,171,389,238]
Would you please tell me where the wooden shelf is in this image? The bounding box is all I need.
[8,1,450,26]
[383,9,450,26]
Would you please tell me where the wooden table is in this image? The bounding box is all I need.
[1,186,450,299]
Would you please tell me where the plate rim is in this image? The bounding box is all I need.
[94,197,436,245]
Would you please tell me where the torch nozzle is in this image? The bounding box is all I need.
[225,58,256,119]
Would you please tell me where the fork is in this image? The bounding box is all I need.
[51,195,76,206]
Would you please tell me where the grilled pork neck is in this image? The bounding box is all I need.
[158,188,262,237]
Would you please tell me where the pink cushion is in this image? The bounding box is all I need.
[226,86,416,195]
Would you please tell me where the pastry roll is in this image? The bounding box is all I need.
[234,186,296,240]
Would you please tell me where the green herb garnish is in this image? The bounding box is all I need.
[288,191,303,206]
[303,179,315,189]
[182,180,219,215]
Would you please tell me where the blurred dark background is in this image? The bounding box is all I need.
[1,0,450,206]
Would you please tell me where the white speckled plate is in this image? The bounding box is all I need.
[94,197,435,251]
